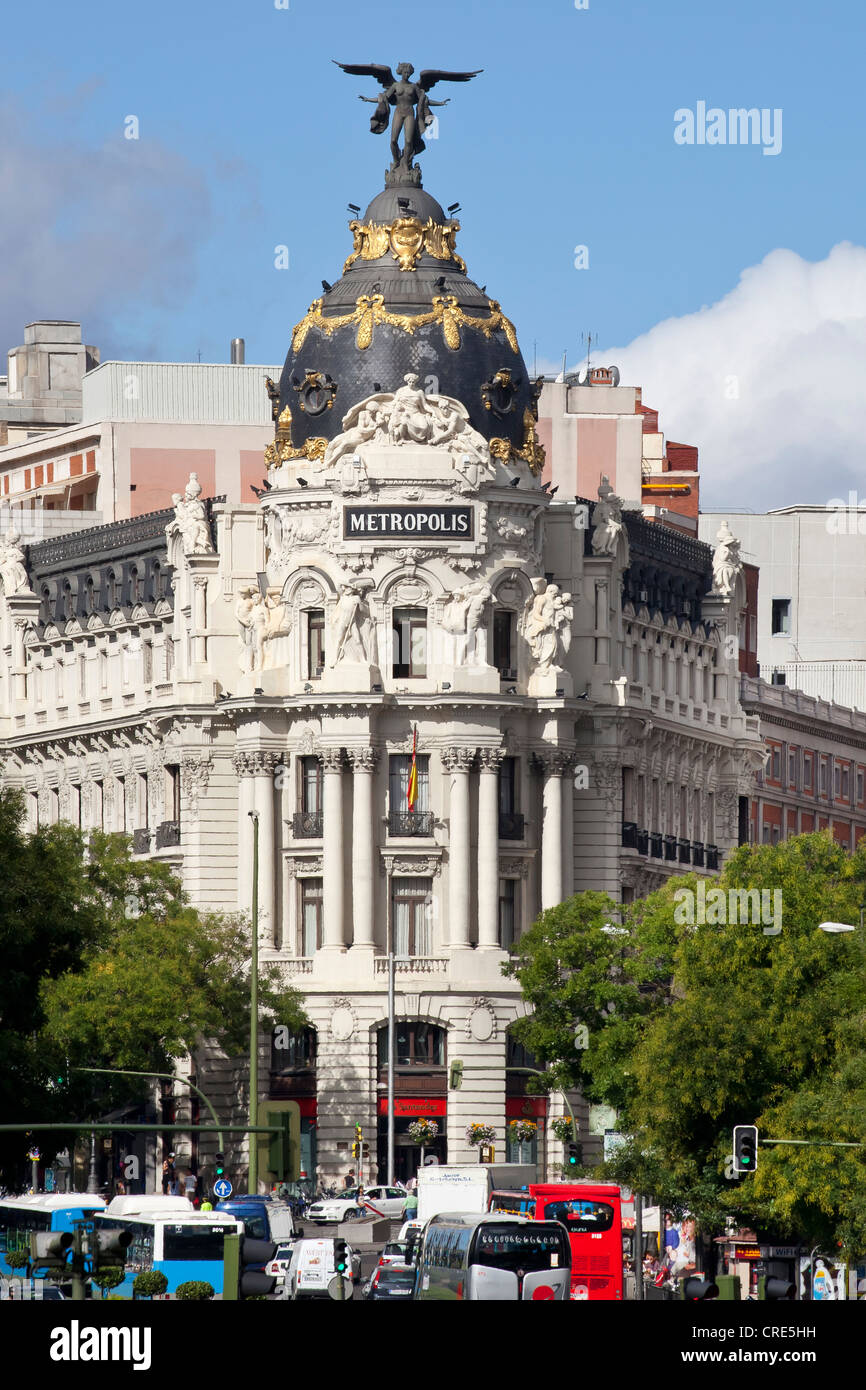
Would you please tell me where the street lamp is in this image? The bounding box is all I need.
[818,905,865,935]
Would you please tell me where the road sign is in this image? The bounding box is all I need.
[214,1178,233,1199]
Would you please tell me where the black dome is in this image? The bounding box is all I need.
[273,180,542,466]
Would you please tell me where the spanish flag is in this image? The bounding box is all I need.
[407,725,418,812]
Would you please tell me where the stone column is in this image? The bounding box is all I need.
[233,752,256,913]
[253,752,280,949]
[348,748,378,948]
[534,751,569,910]
[561,755,575,899]
[322,748,345,949]
[477,748,504,949]
[443,749,474,948]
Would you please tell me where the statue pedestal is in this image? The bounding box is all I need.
[528,668,573,699]
[439,664,501,695]
[238,669,292,698]
[318,663,380,695]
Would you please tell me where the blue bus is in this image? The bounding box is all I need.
[91,1196,243,1298]
[0,1194,106,1278]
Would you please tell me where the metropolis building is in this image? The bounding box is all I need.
[0,75,764,1186]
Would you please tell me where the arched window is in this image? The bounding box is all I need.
[376,1022,445,1069]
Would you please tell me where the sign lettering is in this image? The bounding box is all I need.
[344,506,473,540]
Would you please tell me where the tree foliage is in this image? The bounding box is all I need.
[504,833,866,1255]
[0,787,307,1183]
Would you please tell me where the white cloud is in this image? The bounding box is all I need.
[0,96,211,360]
[583,244,866,510]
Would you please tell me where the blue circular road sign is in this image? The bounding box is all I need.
[214,1178,233,1199]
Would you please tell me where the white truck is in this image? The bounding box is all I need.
[416,1164,536,1225]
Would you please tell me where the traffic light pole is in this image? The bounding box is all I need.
[387,951,395,1187]
[249,810,260,1196]
[73,1067,225,1151]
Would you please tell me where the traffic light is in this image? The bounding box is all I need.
[215,1151,226,1178]
[733,1125,758,1175]
[267,1113,292,1180]
[90,1225,133,1271]
[30,1231,73,1277]
[333,1238,349,1276]
[565,1140,580,1168]
[759,1275,795,1300]
[223,1233,277,1299]
[681,1277,719,1300]
[449,1060,464,1090]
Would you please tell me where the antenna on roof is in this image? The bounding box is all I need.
[577,330,597,384]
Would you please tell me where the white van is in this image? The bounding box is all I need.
[286,1237,360,1299]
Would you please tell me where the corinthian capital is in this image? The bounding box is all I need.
[531,748,574,777]
[440,747,477,773]
[320,747,345,773]
[347,747,379,773]
[477,747,505,773]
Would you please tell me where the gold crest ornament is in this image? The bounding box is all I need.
[264,401,328,465]
[342,217,467,275]
[292,293,519,356]
[490,409,546,476]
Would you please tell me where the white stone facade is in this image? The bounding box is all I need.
[0,398,763,1185]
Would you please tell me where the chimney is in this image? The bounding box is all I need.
[231,338,245,364]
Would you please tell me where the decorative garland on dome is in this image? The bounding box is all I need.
[291,292,519,356]
[341,216,467,275]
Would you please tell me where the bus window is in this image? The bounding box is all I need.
[472,1225,569,1275]
[543,1200,615,1232]
[162,1227,227,1262]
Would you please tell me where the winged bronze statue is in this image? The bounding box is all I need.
[333,61,482,181]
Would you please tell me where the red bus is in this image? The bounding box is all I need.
[488,1183,623,1301]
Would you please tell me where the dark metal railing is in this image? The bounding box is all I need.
[388,810,434,837]
[499,811,525,840]
[293,810,324,838]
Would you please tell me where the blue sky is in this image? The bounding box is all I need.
[2,0,864,505]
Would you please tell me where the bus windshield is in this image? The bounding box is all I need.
[472,1224,569,1275]
[543,1199,615,1233]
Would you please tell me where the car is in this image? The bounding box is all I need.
[363,1265,417,1300]
[41,1286,67,1300]
[398,1219,424,1243]
[285,1237,361,1298]
[377,1240,410,1268]
[306,1190,365,1225]
[266,1241,301,1286]
[362,1186,411,1220]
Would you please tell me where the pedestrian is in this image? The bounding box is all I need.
[183,1170,198,1204]
[344,1168,356,1192]
[200,1200,213,1212]
[161,1155,173,1196]
[402,1188,418,1222]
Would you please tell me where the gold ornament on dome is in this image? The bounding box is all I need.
[264,401,328,465]
[490,409,546,476]
[291,292,519,355]
[342,216,467,275]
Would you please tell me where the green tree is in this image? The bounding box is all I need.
[0,787,307,1183]
[504,834,866,1255]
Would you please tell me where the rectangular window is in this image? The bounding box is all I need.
[771,747,782,781]
[392,607,427,679]
[804,753,814,792]
[165,765,181,822]
[841,765,850,801]
[499,758,517,814]
[298,878,323,956]
[788,748,799,790]
[93,781,104,830]
[301,757,323,813]
[771,598,791,635]
[306,610,325,679]
[78,654,87,700]
[820,759,828,797]
[493,610,515,677]
[858,769,865,805]
[391,877,433,957]
[389,754,430,815]
[498,878,518,950]
[99,650,108,693]
[138,773,149,829]
[142,640,153,685]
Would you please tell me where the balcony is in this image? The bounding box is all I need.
[499,811,525,841]
[388,810,434,837]
[706,845,719,871]
[663,835,677,862]
[677,838,691,864]
[636,829,649,856]
[374,955,447,975]
[621,821,638,849]
[649,832,663,859]
[293,810,323,838]
[692,841,705,867]
[131,827,151,855]
[155,819,180,849]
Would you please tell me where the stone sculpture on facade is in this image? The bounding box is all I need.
[590,475,624,557]
[321,376,492,479]
[328,582,379,669]
[441,581,496,665]
[236,585,292,673]
[521,577,574,695]
[166,473,214,556]
[711,520,743,597]
[0,529,33,596]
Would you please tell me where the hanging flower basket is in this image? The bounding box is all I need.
[550,1117,575,1144]
[508,1119,538,1146]
[407,1119,439,1146]
[465,1123,496,1147]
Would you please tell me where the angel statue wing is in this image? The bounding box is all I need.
[332,60,396,87]
[418,68,483,90]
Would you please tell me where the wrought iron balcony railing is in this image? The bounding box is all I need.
[498,811,525,841]
[293,810,324,838]
[388,810,434,837]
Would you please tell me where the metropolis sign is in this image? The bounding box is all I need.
[343,505,474,540]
